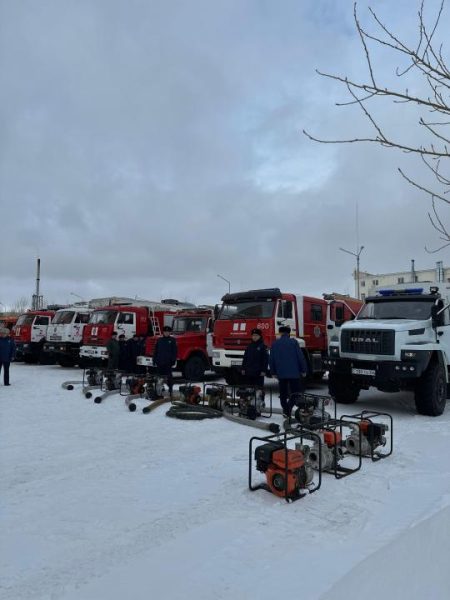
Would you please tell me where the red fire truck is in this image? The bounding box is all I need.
[79,298,191,363]
[212,288,361,383]
[137,308,214,379]
[13,309,57,362]
[0,314,18,331]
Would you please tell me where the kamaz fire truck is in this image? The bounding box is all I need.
[212,288,361,384]
[137,308,214,379]
[43,305,92,367]
[13,309,57,362]
[0,314,18,331]
[326,282,450,416]
[79,298,192,364]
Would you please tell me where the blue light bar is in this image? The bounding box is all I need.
[378,288,424,296]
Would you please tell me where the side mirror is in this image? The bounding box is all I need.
[431,304,445,328]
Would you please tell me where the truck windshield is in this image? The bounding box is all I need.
[16,315,35,326]
[219,301,275,319]
[358,299,434,320]
[90,311,117,325]
[173,317,207,333]
[53,311,75,324]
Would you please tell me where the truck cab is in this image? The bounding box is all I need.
[326,283,450,416]
[13,310,55,362]
[44,307,92,366]
[137,309,214,379]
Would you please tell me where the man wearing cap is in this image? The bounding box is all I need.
[269,325,308,418]
[153,325,178,393]
[106,331,120,370]
[0,328,16,386]
[242,328,268,387]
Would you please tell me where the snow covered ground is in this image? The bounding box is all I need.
[1,364,450,600]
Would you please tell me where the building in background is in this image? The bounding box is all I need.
[355,260,448,300]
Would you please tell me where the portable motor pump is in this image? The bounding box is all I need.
[307,430,345,471]
[124,376,146,396]
[102,370,122,391]
[346,420,388,456]
[255,442,313,500]
[86,368,102,387]
[204,385,228,410]
[237,387,265,420]
[178,384,202,405]
[293,394,331,429]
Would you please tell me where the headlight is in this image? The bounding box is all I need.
[212,351,220,358]
[329,346,340,357]
[401,350,417,360]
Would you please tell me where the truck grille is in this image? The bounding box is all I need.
[223,337,250,348]
[341,329,395,355]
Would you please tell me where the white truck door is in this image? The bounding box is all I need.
[116,312,136,339]
[31,316,50,342]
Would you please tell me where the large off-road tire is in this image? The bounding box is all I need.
[58,357,75,368]
[182,356,206,381]
[328,372,360,404]
[414,361,447,417]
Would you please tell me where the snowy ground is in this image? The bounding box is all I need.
[1,364,450,600]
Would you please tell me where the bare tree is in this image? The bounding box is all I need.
[11,296,30,315]
[303,1,450,251]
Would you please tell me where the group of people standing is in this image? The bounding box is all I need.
[106,324,307,415]
[242,325,307,418]
[106,333,146,373]
[106,326,177,392]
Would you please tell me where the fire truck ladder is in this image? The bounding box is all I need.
[150,309,161,336]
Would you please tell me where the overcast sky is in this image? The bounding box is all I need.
[1,0,449,310]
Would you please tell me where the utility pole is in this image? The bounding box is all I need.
[217,274,231,294]
[340,246,365,299]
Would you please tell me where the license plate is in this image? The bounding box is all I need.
[231,360,242,366]
[352,368,376,377]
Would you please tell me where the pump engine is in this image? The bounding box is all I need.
[178,384,202,405]
[254,442,313,500]
[346,420,388,456]
[236,387,265,420]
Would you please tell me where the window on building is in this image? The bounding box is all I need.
[361,281,365,287]
[372,279,379,285]
[398,277,404,284]
[361,293,366,301]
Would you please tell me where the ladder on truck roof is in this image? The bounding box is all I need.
[150,309,161,336]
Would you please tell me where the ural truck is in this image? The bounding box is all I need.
[326,282,450,416]
[137,308,214,379]
[212,288,361,384]
[13,309,56,362]
[79,298,188,364]
[43,305,92,367]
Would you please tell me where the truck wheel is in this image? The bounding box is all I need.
[182,356,206,381]
[328,372,360,404]
[58,357,75,368]
[414,361,447,416]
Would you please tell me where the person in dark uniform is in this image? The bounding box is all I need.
[106,331,120,370]
[118,334,128,371]
[153,325,178,394]
[241,328,268,387]
[127,334,140,374]
[269,325,308,418]
[0,328,16,386]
